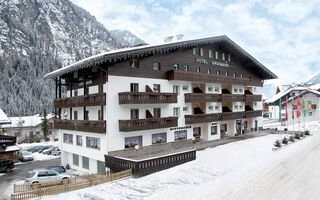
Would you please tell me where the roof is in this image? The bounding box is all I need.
[44,35,277,80]
[2,114,54,129]
[281,89,320,106]
[5,145,21,152]
[0,108,11,125]
[265,86,310,104]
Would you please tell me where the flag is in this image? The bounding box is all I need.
[285,97,288,121]
[297,97,302,118]
[302,99,306,117]
[292,104,294,119]
[279,98,282,122]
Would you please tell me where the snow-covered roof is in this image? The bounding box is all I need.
[265,85,310,104]
[2,114,54,128]
[309,84,320,90]
[5,145,21,152]
[44,35,277,80]
[0,108,11,125]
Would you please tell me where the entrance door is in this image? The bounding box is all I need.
[254,120,258,131]
[236,120,242,134]
[193,127,201,138]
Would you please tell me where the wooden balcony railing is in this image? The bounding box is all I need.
[221,112,244,121]
[54,119,106,134]
[244,110,262,118]
[222,94,244,102]
[54,93,106,108]
[184,93,221,103]
[185,113,220,124]
[119,92,177,104]
[167,70,252,85]
[119,117,178,132]
[245,95,262,101]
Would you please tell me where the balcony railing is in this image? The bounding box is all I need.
[184,93,221,103]
[119,117,178,132]
[54,119,106,133]
[221,112,244,121]
[245,95,262,101]
[119,92,177,104]
[167,70,251,85]
[244,110,262,118]
[54,93,106,108]
[222,94,244,102]
[185,113,220,124]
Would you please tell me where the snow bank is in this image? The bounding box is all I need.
[18,141,58,149]
[32,152,58,161]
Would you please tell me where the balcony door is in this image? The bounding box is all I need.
[236,120,242,135]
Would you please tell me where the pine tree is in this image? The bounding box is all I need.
[41,108,49,141]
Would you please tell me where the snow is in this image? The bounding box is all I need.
[0,107,10,124]
[44,121,320,200]
[5,145,21,152]
[32,152,58,161]
[2,113,54,128]
[16,141,59,161]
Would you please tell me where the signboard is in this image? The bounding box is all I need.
[195,58,229,67]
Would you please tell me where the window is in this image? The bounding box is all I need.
[73,111,78,120]
[209,106,214,111]
[222,53,225,60]
[73,154,79,166]
[239,105,243,109]
[239,88,243,93]
[63,133,73,144]
[47,170,57,176]
[183,107,189,112]
[173,107,180,116]
[153,84,160,92]
[82,156,89,170]
[174,64,179,70]
[254,102,257,107]
[38,171,47,177]
[209,50,212,58]
[211,125,218,135]
[200,48,203,56]
[197,67,200,73]
[216,70,220,75]
[228,54,231,62]
[182,85,189,91]
[76,135,82,146]
[129,59,139,68]
[215,87,219,92]
[173,85,180,95]
[215,51,218,59]
[208,69,211,74]
[234,88,238,93]
[125,136,142,149]
[154,108,161,118]
[254,87,257,92]
[184,65,189,71]
[308,112,313,116]
[152,133,167,144]
[92,66,98,73]
[73,71,78,79]
[225,71,228,76]
[86,137,100,149]
[174,130,187,141]
[234,105,238,109]
[130,109,139,119]
[153,62,160,70]
[130,83,139,92]
[97,161,106,174]
[208,87,213,92]
[233,72,236,77]
[192,48,198,55]
[73,89,78,97]
[215,105,220,110]
[308,100,313,104]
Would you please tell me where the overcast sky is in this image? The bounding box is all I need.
[71,0,320,85]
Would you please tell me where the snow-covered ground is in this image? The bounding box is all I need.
[41,121,320,200]
[16,141,60,162]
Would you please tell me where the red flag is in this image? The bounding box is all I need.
[297,97,302,118]
[285,98,288,121]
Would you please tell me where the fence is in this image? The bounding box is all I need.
[11,169,132,200]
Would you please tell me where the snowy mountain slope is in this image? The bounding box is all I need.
[307,72,320,84]
[110,29,146,47]
[0,0,144,116]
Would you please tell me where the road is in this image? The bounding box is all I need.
[0,158,60,200]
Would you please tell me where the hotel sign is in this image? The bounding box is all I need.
[195,58,229,67]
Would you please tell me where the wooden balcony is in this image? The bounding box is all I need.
[119,117,178,132]
[167,70,251,85]
[184,93,221,103]
[245,95,262,101]
[185,113,221,124]
[222,94,244,102]
[119,92,177,104]
[54,93,106,108]
[221,112,244,121]
[244,110,262,118]
[54,119,106,134]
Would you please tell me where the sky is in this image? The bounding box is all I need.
[70,0,320,87]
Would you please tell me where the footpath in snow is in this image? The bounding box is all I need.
[45,121,320,200]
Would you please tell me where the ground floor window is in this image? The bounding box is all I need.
[211,125,218,135]
[86,137,100,149]
[125,136,142,149]
[220,124,227,134]
[97,160,106,174]
[193,127,201,138]
[63,133,73,144]
[73,154,79,166]
[152,133,167,144]
[82,156,89,169]
[174,130,187,141]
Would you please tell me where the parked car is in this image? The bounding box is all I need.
[41,147,52,154]
[46,166,66,174]
[25,169,71,185]
[37,145,52,153]
[50,147,61,156]
[0,159,14,173]
[19,150,34,162]
[25,146,43,153]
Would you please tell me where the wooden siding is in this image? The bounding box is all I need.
[119,92,177,104]
[54,119,106,134]
[54,93,106,108]
[119,117,178,132]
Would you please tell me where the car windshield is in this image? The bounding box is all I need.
[26,172,35,178]
[22,151,32,156]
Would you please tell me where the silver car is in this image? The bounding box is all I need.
[19,151,33,162]
[25,169,71,185]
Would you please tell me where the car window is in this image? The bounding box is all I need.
[38,171,47,177]
[27,172,36,178]
[47,170,58,176]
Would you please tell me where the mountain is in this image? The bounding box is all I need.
[0,0,144,117]
[110,30,146,47]
[307,72,320,84]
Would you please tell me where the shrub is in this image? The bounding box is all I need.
[294,133,300,139]
[305,130,310,136]
[282,137,288,145]
[300,132,305,137]
[289,136,295,142]
[274,140,281,147]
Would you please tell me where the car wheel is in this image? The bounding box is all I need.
[32,182,40,189]
[61,178,70,184]
[5,167,11,173]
